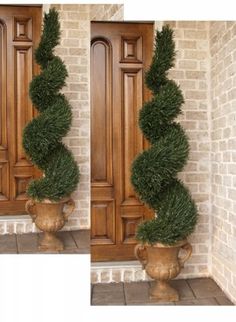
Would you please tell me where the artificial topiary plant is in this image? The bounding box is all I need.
[131,25,198,245]
[23,8,80,202]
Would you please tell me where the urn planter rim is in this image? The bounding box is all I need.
[141,239,188,248]
[28,197,71,204]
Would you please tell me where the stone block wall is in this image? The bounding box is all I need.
[210,21,236,303]
[166,21,211,278]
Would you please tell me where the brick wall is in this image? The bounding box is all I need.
[166,21,211,278]
[210,21,236,303]
[0,4,123,234]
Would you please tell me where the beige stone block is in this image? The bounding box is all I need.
[51,4,61,10]
[101,271,110,283]
[186,111,207,120]
[178,21,197,29]
[185,173,209,182]
[184,100,198,110]
[69,83,86,92]
[168,70,185,79]
[228,88,236,100]
[6,223,14,234]
[164,21,176,28]
[62,4,88,11]
[229,164,236,175]
[15,223,25,234]
[189,254,208,264]
[62,38,80,47]
[69,48,87,56]
[185,90,207,100]
[134,270,144,281]
[55,47,69,56]
[91,271,98,284]
[198,81,207,90]
[64,57,79,65]
[178,80,196,89]
[112,270,121,283]
[178,60,198,69]
[186,70,206,79]
[184,30,207,39]
[123,270,133,282]
[184,50,207,60]
[181,121,197,130]
[188,184,198,193]
[62,21,80,29]
[229,189,236,200]
[0,224,5,234]
[178,40,197,49]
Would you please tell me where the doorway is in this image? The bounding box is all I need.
[91,22,154,261]
[0,5,42,214]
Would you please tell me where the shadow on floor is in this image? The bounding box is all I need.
[0,230,90,254]
[91,278,234,305]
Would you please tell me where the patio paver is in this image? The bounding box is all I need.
[0,235,18,254]
[91,278,234,306]
[0,230,90,254]
[187,277,225,298]
[92,283,125,305]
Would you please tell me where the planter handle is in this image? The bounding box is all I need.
[25,199,37,222]
[178,242,192,267]
[134,244,148,269]
[63,198,75,221]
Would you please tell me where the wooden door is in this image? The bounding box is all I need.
[91,22,154,261]
[0,6,41,215]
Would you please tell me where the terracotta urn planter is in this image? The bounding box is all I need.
[135,240,192,302]
[25,198,75,251]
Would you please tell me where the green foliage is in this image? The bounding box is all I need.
[23,8,80,201]
[131,25,198,245]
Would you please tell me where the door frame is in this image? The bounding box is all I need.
[90,21,154,262]
[0,5,42,215]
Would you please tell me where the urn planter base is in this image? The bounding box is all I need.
[135,240,192,302]
[150,280,179,302]
[39,232,64,251]
[26,198,75,251]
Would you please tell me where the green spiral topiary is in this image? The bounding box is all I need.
[23,8,80,202]
[131,26,198,245]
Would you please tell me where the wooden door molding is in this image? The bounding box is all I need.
[91,22,154,261]
[0,6,42,215]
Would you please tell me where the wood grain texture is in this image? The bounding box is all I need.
[91,22,154,261]
[0,6,42,214]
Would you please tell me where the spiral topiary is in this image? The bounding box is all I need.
[23,8,80,202]
[131,25,198,245]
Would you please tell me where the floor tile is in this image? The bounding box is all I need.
[91,279,234,306]
[215,296,234,305]
[177,297,219,305]
[0,230,90,254]
[92,283,125,305]
[93,283,124,293]
[187,278,225,299]
[0,235,17,254]
[124,282,150,304]
[149,279,195,301]
[16,233,39,253]
[71,230,90,251]
[56,231,77,250]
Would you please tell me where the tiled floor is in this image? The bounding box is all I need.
[91,278,234,305]
[0,230,89,254]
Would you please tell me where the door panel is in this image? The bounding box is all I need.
[91,22,154,261]
[0,6,41,214]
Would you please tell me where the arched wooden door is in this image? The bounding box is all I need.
[91,22,154,261]
[0,6,41,215]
